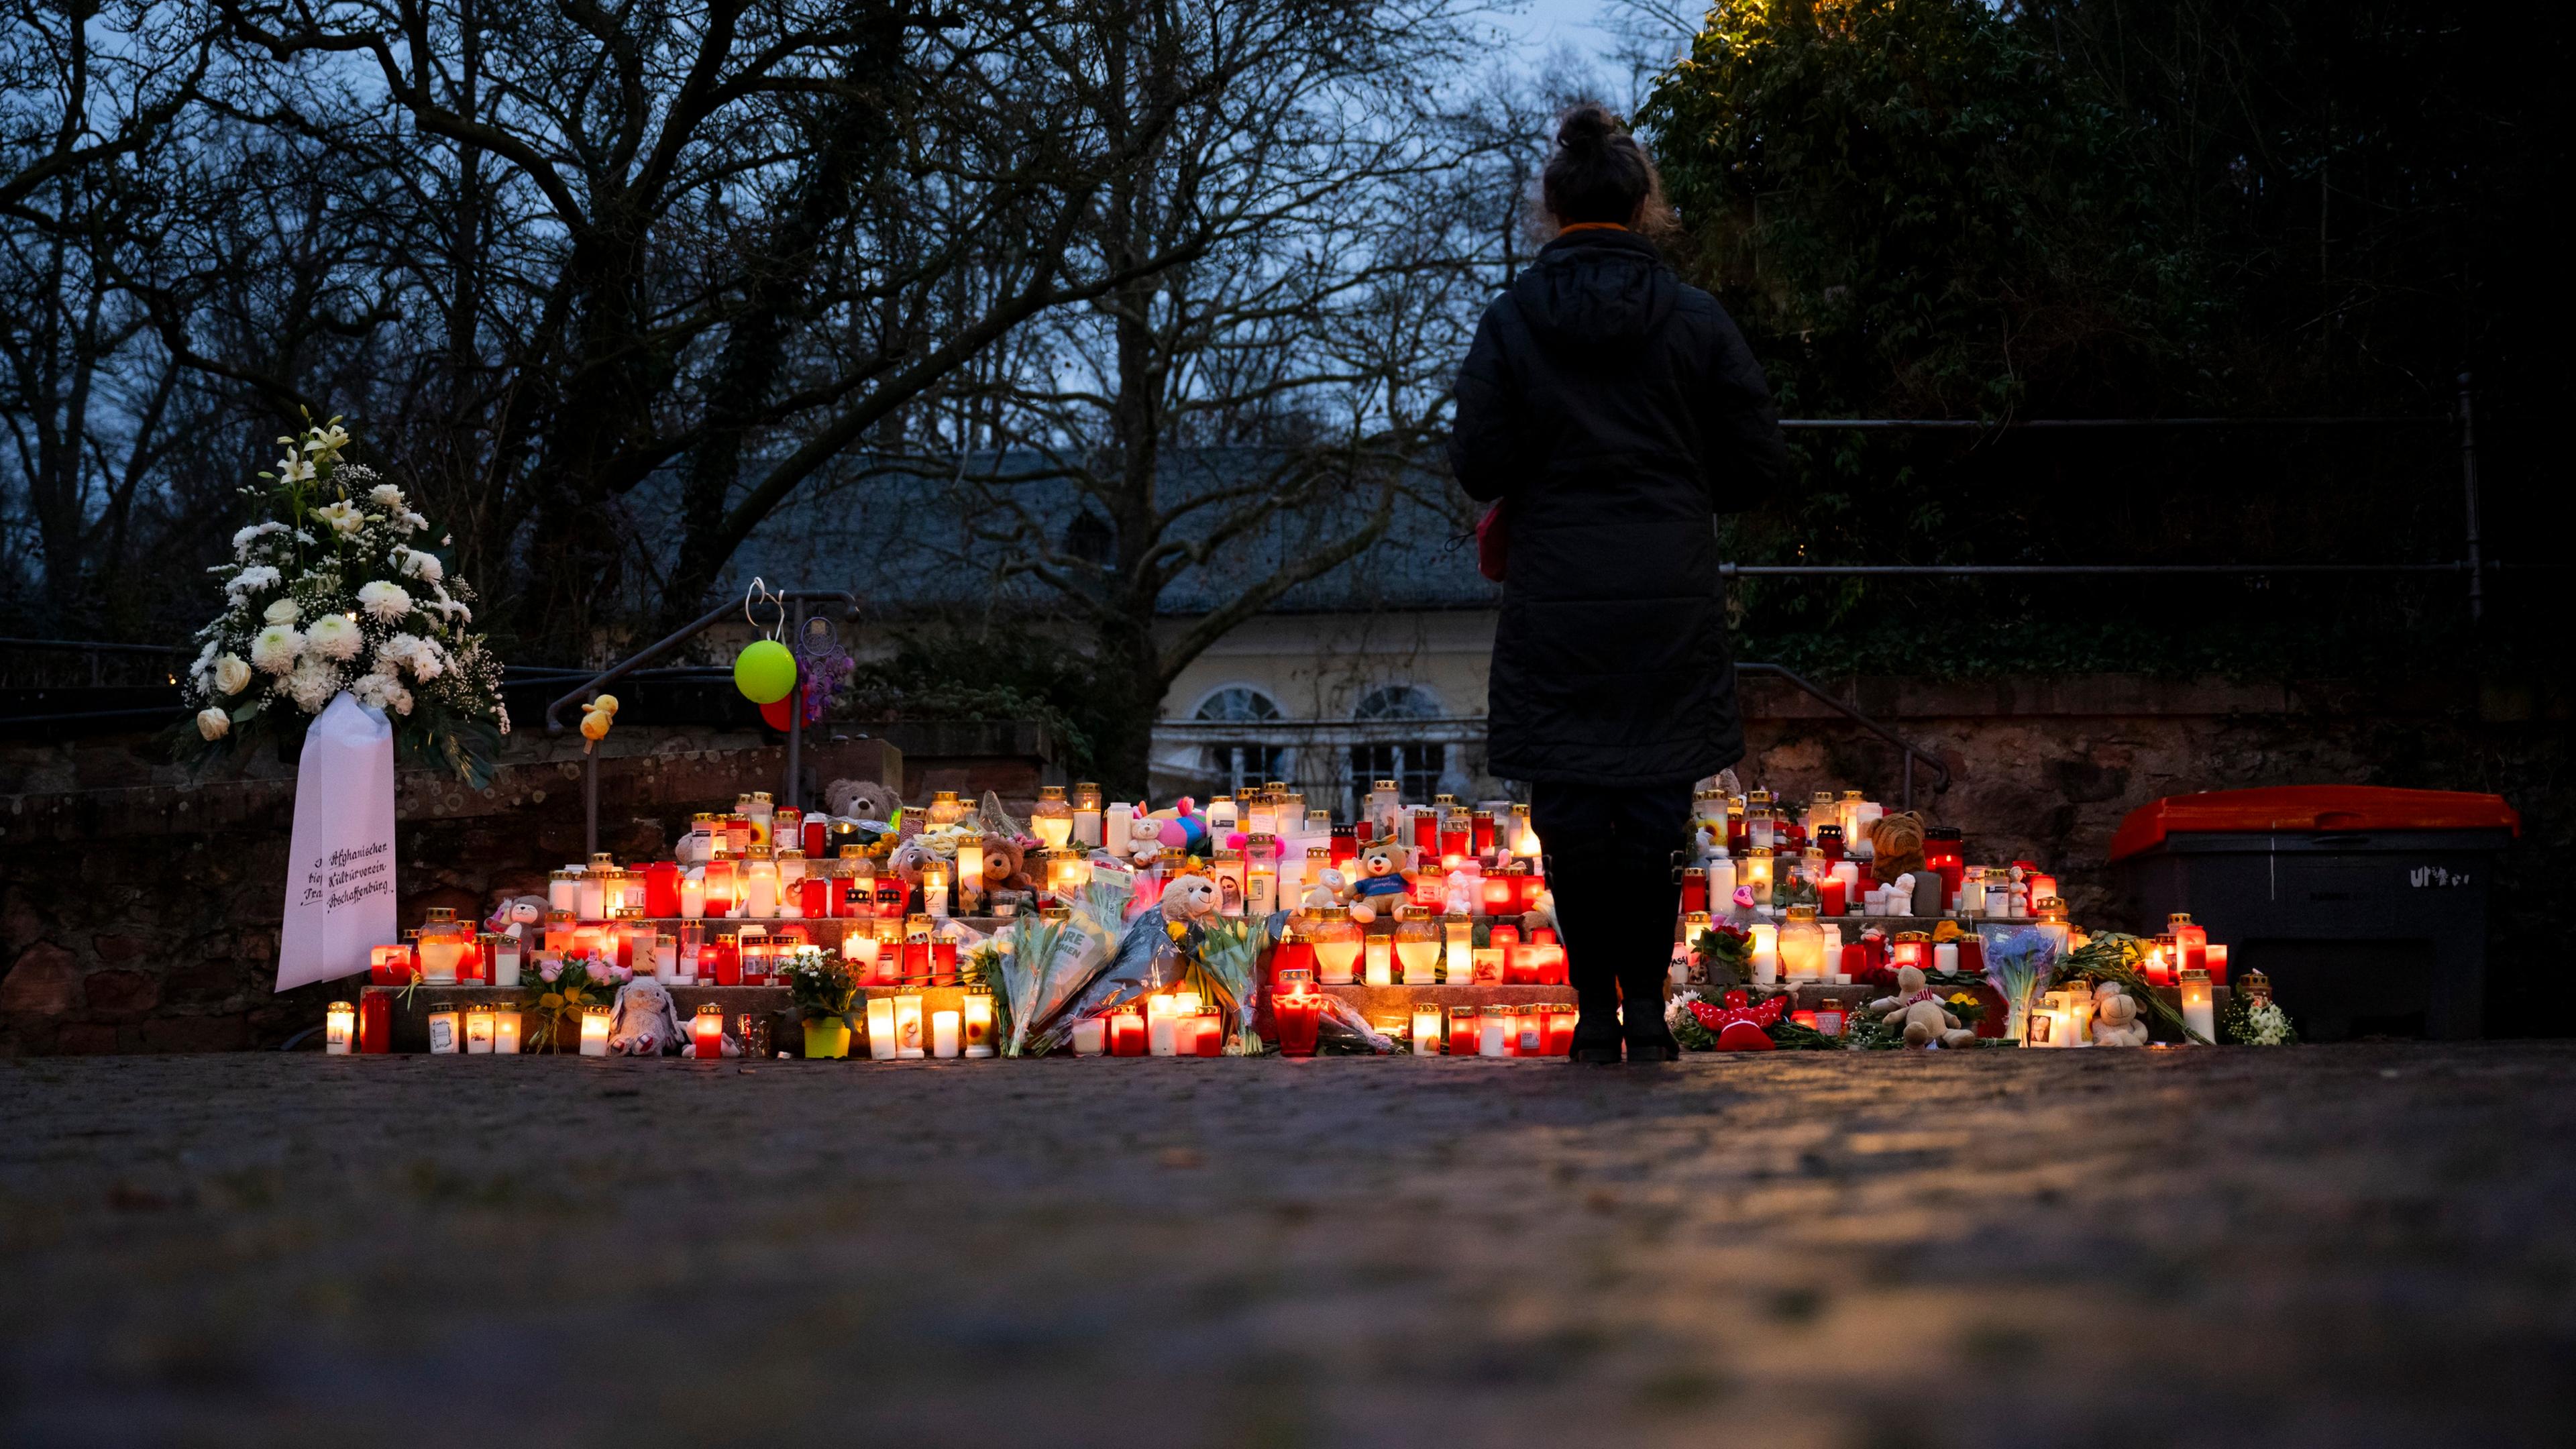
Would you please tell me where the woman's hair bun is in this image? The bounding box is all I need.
[1554,103,1619,151]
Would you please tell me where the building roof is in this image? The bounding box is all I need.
[622,449,1500,620]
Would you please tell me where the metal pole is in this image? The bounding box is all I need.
[2459,372,2483,624]
[783,598,806,813]
[584,747,599,859]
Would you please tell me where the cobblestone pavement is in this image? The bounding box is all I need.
[4,1043,2573,1448]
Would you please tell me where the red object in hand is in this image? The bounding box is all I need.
[1476,500,1509,582]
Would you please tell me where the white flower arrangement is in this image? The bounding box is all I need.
[182,415,510,782]
[2243,1002,2294,1046]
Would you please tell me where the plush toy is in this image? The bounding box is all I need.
[607,977,686,1056]
[1344,840,1411,923]
[1520,884,1556,938]
[484,894,548,939]
[1864,964,1976,1049]
[1123,812,1167,867]
[978,837,1032,894]
[824,777,900,824]
[2092,984,2151,1047]
[578,692,619,752]
[1161,871,1221,922]
[885,835,938,885]
[1301,866,1352,913]
[1864,810,1928,885]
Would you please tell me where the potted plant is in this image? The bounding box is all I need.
[782,946,858,1059]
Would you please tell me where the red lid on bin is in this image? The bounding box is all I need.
[2108,786,2520,861]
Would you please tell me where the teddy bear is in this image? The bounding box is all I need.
[1122,811,1168,867]
[1864,964,1976,1049]
[1301,865,1352,913]
[1864,811,1927,885]
[2091,983,2151,1047]
[484,894,548,939]
[825,777,900,824]
[607,976,687,1056]
[1344,839,1412,923]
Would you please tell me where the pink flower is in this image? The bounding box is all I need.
[539,961,561,982]
[586,960,609,983]
[613,965,633,983]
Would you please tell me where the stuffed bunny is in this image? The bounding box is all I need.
[607,977,686,1056]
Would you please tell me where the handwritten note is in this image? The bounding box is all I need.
[277,693,398,993]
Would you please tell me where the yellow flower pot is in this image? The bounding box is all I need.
[802,1016,852,1060]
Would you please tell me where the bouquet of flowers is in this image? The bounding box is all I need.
[178,415,509,784]
[780,945,857,1022]
[531,950,629,1052]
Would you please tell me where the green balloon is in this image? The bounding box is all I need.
[735,638,799,704]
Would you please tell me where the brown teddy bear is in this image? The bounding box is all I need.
[1344,839,1412,923]
[1864,810,1928,885]
[1865,964,1976,1049]
[2092,983,2151,1046]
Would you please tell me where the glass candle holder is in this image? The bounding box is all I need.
[866,998,898,1060]
[324,1001,355,1055]
[894,995,925,1059]
[427,1000,461,1055]
[1448,1006,1479,1057]
[1273,969,1320,1058]
[930,1010,961,1059]
[1477,1004,1511,1057]
[1393,915,1438,984]
[1310,906,1361,985]
[1472,947,1505,985]
[1030,786,1072,848]
[1362,932,1393,987]
[1072,782,1103,848]
[465,1002,496,1054]
[1410,1002,1444,1055]
[1071,1016,1108,1057]
[1779,905,1825,981]
[1443,917,1473,983]
[1110,1004,1148,1057]
[694,1003,727,1059]
[920,859,951,919]
[491,1006,522,1055]
[578,1004,611,1057]
[418,908,465,985]
[963,986,996,1058]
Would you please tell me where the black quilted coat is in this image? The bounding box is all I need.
[1448,228,1786,787]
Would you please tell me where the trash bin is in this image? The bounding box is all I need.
[2109,786,2519,1041]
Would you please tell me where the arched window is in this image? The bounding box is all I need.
[1195,687,1285,794]
[1349,685,1442,801]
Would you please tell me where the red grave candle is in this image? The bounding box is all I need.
[1440,826,1470,861]
[2204,943,2231,986]
[932,940,960,987]
[1819,875,1847,917]
[1544,1008,1576,1057]
[1448,1010,1479,1057]
[803,816,828,859]
[692,1007,725,1059]
[1330,828,1357,867]
[644,861,682,918]
[1680,867,1707,916]
[1481,875,1516,913]
[1193,1017,1225,1057]
[358,992,392,1054]
[1471,811,1495,855]
[1110,1010,1149,1057]
[1412,810,1438,852]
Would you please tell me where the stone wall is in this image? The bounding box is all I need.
[0,727,900,1055]
[1731,673,2563,1032]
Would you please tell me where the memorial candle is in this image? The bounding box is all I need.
[492,1007,523,1054]
[1273,970,1320,1057]
[895,995,926,1059]
[1749,922,1778,985]
[2204,943,2230,987]
[920,860,951,919]
[955,835,984,916]
[325,1001,355,1055]
[644,861,682,918]
[963,987,996,1058]
[427,1000,461,1055]
[1362,933,1393,987]
[1411,1003,1444,1055]
[2179,969,2215,1042]
[867,998,898,1060]
[1478,1005,1511,1057]
[1544,1005,1577,1057]
[680,873,706,920]
[1071,1016,1108,1057]
[930,1010,961,1059]
[578,1005,612,1057]
[1072,782,1103,848]
[1110,1005,1148,1057]
[1448,1006,1479,1057]
[466,1003,496,1053]
[694,1003,726,1059]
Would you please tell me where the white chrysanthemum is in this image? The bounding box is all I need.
[384,682,415,716]
[313,500,364,535]
[191,639,218,680]
[213,655,252,696]
[368,483,407,511]
[263,597,301,625]
[357,580,411,623]
[396,509,428,533]
[284,659,340,712]
[305,612,363,661]
[396,547,443,584]
[1664,990,1703,1029]
[196,708,231,741]
[231,522,285,558]
[225,566,281,604]
[250,625,304,675]
[403,637,446,682]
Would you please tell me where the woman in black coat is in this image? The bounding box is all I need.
[1449,103,1787,1062]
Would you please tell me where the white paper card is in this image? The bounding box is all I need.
[276,692,398,992]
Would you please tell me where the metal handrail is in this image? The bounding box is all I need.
[1735,662,1951,810]
[543,589,859,856]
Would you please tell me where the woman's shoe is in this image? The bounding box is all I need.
[1569,1017,1625,1064]
[1621,1025,1682,1062]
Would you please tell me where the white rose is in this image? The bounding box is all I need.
[263,598,301,625]
[369,483,407,511]
[250,625,304,675]
[196,707,231,741]
[213,654,252,696]
[357,580,412,623]
[305,612,363,661]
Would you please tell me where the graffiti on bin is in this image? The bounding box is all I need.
[2408,866,2471,888]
